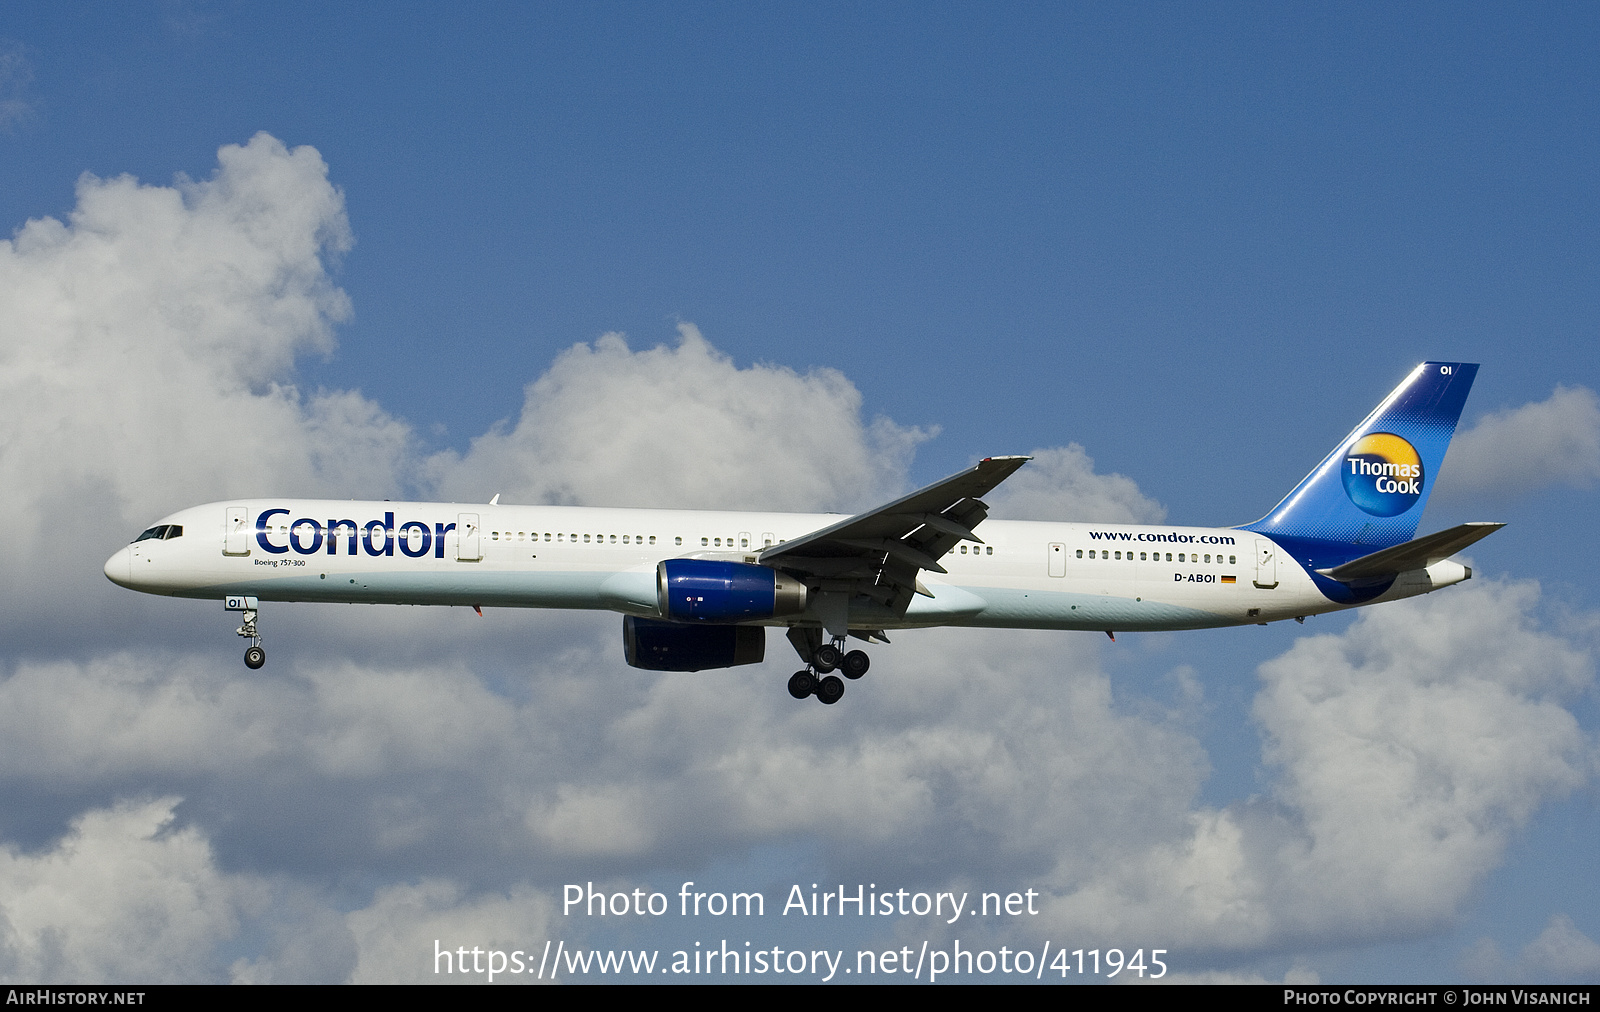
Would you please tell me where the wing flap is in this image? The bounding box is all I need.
[762,455,1029,562]
[759,456,1029,603]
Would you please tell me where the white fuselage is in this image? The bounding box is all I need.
[104,499,1470,633]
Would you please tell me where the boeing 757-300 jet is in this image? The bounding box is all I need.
[106,362,1500,704]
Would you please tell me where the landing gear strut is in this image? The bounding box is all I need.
[784,628,870,704]
[226,596,266,669]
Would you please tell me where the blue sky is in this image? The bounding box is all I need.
[0,3,1595,983]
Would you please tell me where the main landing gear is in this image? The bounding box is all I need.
[226,596,266,669]
[785,629,872,705]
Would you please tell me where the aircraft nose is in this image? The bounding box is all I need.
[104,546,132,588]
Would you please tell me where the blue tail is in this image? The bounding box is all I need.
[1240,362,1478,566]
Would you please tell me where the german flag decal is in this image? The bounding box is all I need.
[1221,575,1237,584]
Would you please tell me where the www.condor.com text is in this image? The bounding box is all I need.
[434,939,1168,981]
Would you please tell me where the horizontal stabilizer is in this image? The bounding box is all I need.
[1316,522,1505,582]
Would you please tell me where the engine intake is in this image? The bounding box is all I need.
[656,559,807,622]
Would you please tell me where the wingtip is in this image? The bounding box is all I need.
[978,454,1032,474]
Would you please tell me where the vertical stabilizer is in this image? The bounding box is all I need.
[1240,362,1477,552]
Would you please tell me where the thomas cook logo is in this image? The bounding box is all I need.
[1342,433,1423,517]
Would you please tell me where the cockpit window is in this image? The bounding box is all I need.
[132,524,182,543]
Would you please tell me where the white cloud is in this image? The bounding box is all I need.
[0,42,32,130]
[1519,914,1600,982]
[0,798,255,983]
[0,791,560,984]
[0,132,410,641]
[0,619,1204,892]
[989,443,1167,523]
[426,324,929,513]
[342,880,557,984]
[1439,386,1600,498]
[1,576,1589,976]
[1138,962,1319,985]
[1035,578,1593,954]
[1462,914,1600,984]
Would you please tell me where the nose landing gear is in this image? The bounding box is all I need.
[226,596,265,669]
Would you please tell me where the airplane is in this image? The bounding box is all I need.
[105,361,1501,705]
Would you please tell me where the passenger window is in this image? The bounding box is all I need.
[650,536,657,545]
[986,546,992,555]
[583,535,590,543]
[701,537,708,546]
[1076,549,1083,558]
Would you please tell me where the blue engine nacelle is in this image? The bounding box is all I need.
[622,616,766,671]
[656,559,808,622]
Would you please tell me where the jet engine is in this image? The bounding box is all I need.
[656,559,807,622]
[622,616,765,671]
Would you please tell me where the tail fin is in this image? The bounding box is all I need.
[1240,362,1478,551]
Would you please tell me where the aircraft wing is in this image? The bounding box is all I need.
[759,456,1029,607]
[1316,521,1505,582]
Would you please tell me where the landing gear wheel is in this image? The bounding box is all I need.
[788,670,816,699]
[813,643,842,673]
[815,675,844,705]
[841,650,870,679]
[232,601,265,670]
